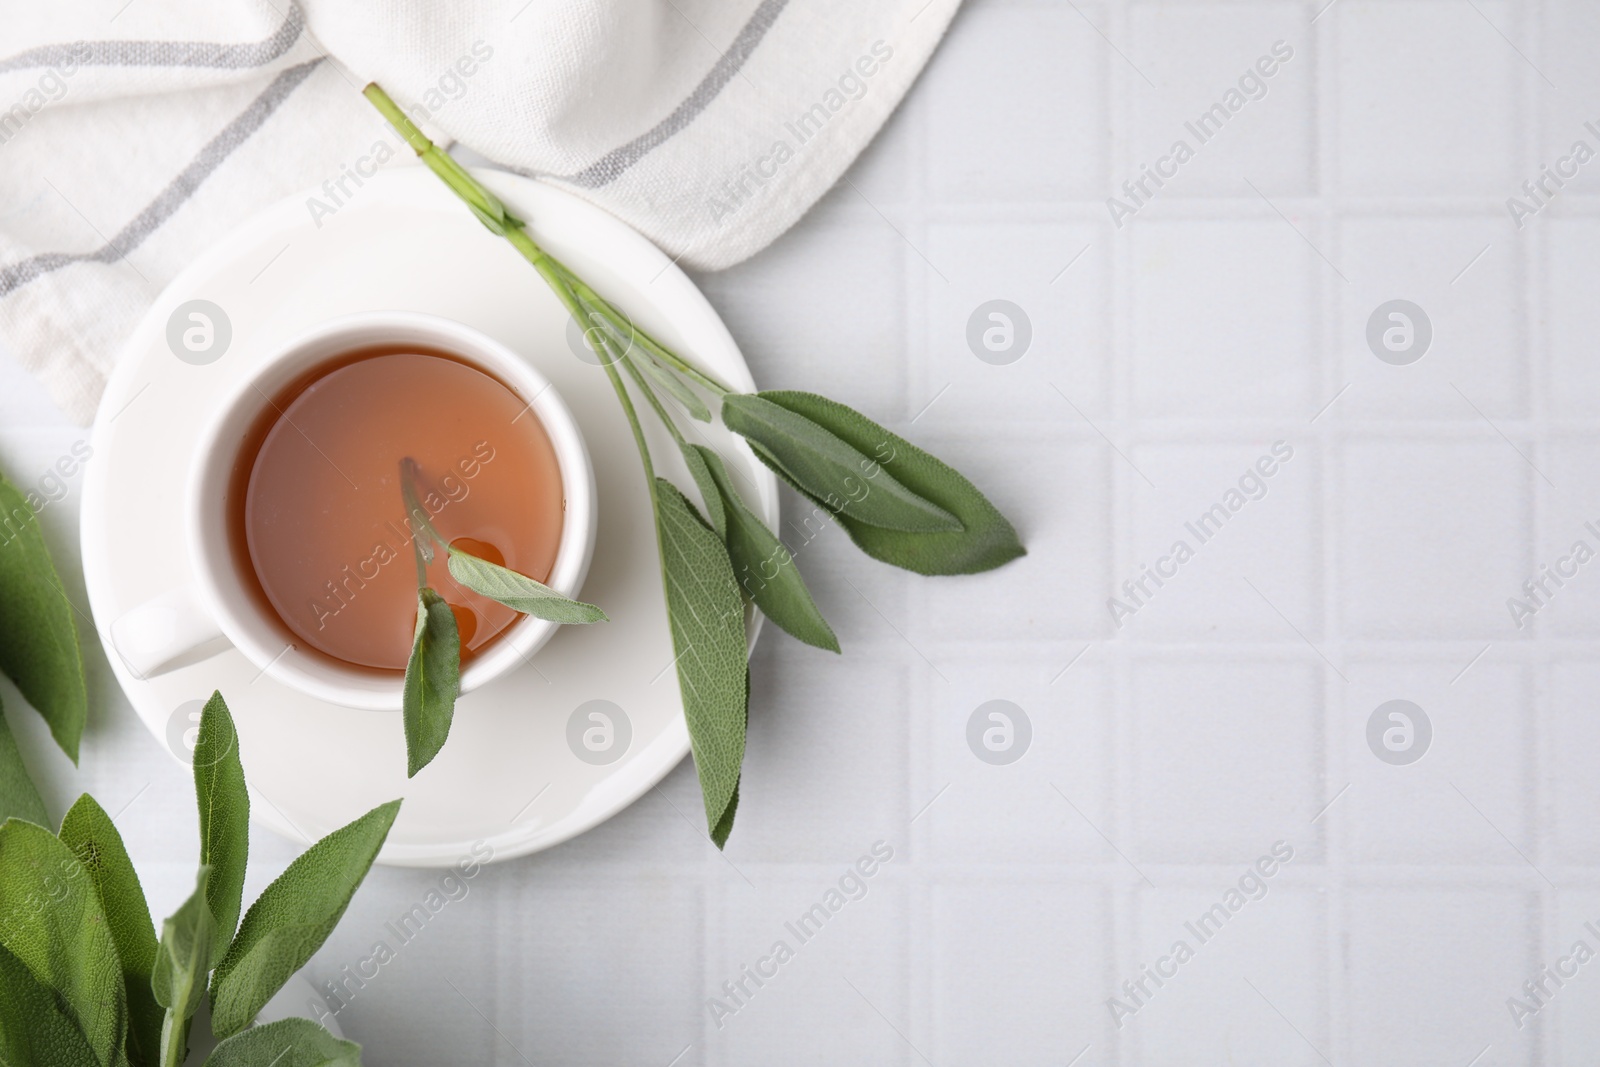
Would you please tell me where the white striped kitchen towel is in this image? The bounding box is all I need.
[0,0,961,424]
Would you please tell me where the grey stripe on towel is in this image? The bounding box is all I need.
[0,2,305,75]
[0,58,323,299]
[558,0,790,189]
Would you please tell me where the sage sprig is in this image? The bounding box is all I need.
[399,457,606,778]
[365,82,1024,847]
[0,690,396,1066]
[0,466,87,763]
[153,866,216,1062]
[61,793,165,1063]
[0,695,47,827]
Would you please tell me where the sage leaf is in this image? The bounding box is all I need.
[0,940,100,1067]
[0,818,128,1066]
[0,468,87,762]
[721,394,961,534]
[403,588,460,778]
[750,391,1026,576]
[209,799,402,1037]
[711,779,740,850]
[153,866,214,1022]
[60,794,163,1065]
[678,441,727,537]
[446,550,608,624]
[0,694,47,826]
[195,691,249,964]
[655,480,748,846]
[204,1018,362,1067]
[632,349,712,422]
[689,445,838,653]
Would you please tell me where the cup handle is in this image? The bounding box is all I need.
[109,587,228,678]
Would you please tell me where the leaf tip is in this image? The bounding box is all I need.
[373,797,405,833]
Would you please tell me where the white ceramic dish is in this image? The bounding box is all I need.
[80,167,775,867]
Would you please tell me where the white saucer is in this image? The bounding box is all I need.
[80,168,774,867]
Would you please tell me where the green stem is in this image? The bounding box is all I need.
[363,85,512,230]
[602,360,656,504]
[399,458,442,587]
[562,272,734,396]
[157,1006,188,1067]
[614,336,687,448]
[540,268,659,511]
[362,82,736,398]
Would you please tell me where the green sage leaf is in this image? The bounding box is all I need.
[0,694,47,827]
[195,691,249,964]
[750,391,1026,576]
[632,350,712,422]
[678,442,727,537]
[0,940,100,1067]
[153,866,214,1022]
[60,794,163,1066]
[655,480,748,846]
[720,394,961,534]
[0,468,87,763]
[0,818,128,1066]
[403,589,460,778]
[203,1017,362,1067]
[689,445,838,653]
[711,779,740,851]
[209,799,401,1037]
[445,551,607,624]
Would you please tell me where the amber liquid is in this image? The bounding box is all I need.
[237,350,565,671]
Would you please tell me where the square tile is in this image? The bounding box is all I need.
[492,875,705,1066]
[1548,661,1600,864]
[928,882,1110,1063]
[1551,890,1600,1062]
[922,222,1109,420]
[1346,888,1536,1067]
[1338,439,1532,639]
[920,655,1112,864]
[1128,884,1325,1066]
[1129,4,1315,198]
[1546,219,1600,415]
[1336,1,1519,195]
[1124,439,1318,640]
[924,1,1107,202]
[1335,217,1525,420]
[708,870,908,1065]
[1130,658,1324,864]
[1522,439,1600,637]
[1131,220,1316,419]
[1540,1,1600,170]
[1342,661,1532,865]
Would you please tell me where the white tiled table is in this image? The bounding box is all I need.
[4,1,1599,1063]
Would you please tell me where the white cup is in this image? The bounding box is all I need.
[109,312,598,711]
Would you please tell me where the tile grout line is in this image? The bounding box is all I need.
[1522,1,1551,1063]
[1311,0,1350,1056]
[1108,2,1133,1061]
[907,65,932,1067]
